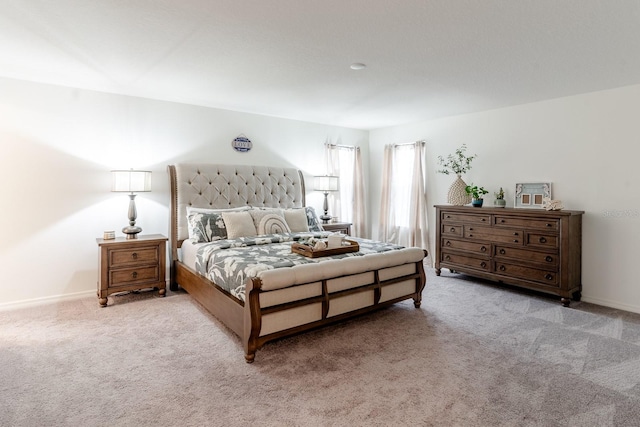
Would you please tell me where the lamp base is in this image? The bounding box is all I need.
[122,225,142,239]
[320,214,332,224]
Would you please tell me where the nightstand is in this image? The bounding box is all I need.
[323,222,352,235]
[96,234,167,307]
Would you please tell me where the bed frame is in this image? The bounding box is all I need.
[168,163,427,362]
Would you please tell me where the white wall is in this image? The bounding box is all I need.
[0,77,368,307]
[370,84,640,313]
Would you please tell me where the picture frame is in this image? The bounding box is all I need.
[514,182,551,209]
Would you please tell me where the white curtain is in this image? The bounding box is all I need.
[325,144,367,237]
[379,141,429,254]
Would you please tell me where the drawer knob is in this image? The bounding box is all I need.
[481,218,486,222]
[445,241,451,246]
[469,227,473,231]
[132,271,138,279]
[132,252,138,260]
[545,256,553,262]
[469,234,473,237]
[513,232,518,236]
[480,262,487,268]
[450,227,456,232]
[499,249,506,255]
[499,265,506,272]
[546,223,552,227]
[539,237,547,243]
[500,219,505,223]
[445,255,451,261]
[545,273,553,281]
[513,239,518,243]
[480,246,487,252]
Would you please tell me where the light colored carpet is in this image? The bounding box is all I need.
[2,269,640,426]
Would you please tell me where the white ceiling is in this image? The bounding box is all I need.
[1,0,640,130]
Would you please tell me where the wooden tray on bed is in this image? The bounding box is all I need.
[291,239,359,258]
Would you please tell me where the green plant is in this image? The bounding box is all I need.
[495,187,505,200]
[465,184,489,200]
[437,144,477,175]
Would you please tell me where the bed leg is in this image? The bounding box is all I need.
[244,353,256,363]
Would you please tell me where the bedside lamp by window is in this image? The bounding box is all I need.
[313,175,339,223]
[111,169,151,239]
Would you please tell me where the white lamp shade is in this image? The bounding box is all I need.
[313,175,339,192]
[111,170,152,192]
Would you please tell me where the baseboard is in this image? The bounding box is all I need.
[580,295,640,315]
[0,290,95,312]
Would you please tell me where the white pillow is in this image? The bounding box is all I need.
[284,208,310,232]
[222,211,258,239]
[187,206,250,215]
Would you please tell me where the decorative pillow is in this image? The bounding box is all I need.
[187,211,227,243]
[222,211,258,239]
[284,208,310,232]
[305,206,324,232]
[248,208,285,231]
[257,214,291,235]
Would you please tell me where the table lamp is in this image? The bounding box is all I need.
[111,169,151,239]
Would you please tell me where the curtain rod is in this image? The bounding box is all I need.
[393,140,426,147]
[325,143,359,151]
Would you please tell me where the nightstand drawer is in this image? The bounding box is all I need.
[109,247,159,267]
[110,265,160,287]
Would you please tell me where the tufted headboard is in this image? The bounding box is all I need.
[167,163,305,259]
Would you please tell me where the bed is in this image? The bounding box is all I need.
[168,163,427,362]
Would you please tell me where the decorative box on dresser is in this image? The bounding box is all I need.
[96,234,168,307]
[435,206,583,306]
[323,222,352,235]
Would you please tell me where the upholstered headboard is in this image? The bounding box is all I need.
[167,163,305,259]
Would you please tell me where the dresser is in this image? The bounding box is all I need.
[435,206,583,306]
[96,234,167,307]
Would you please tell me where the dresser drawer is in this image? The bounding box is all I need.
[495,262,558,287]
[109,247,159,267]
[442,238,490,255]
[110,265,160,287]
[525,233,558,249]
[464,225,523,245]
[495,246,558,266]
[441,224,463,237]
[494,216,559,231]
[441,252,490,272]
[442,212,490,224]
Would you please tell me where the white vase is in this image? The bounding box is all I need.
[447,175,471,206]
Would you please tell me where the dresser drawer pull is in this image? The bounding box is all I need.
[469,227,473,231]
[499,265,506,272]
[469,234,473,237]
[445,255,451,261]
[445,241,451,246]
[546,223,553,227]
[446,215,451,219]
[132,271,138,279]
[545,256,553,262]
[450,227,456,232]
[513,232,518,236]
[480,262,487,268]
[513,239,518,243]
[539,237,547,243]
[131,252,138,260]
[500,219,505,223]
[545,273,553,281]
[480,246,487,252]
[499,249,506,255]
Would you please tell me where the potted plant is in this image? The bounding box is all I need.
[437,144,477,206]
[494,187,506,208]
[465,184,488,207]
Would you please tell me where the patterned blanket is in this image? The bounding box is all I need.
[194,232,403,301]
